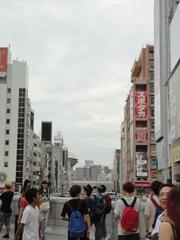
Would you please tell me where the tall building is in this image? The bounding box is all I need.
[121,45,157,191]
[0,47,29,190]
[154,0,180,184]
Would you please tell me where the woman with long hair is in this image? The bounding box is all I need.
[159,185,180,240]
[39,180,50,240]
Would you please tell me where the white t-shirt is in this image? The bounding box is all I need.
[21,205,39,240]
[151,212,164,237]
[114,196,141,236]
[145,195,160,232]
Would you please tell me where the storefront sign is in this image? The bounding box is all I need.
[135,91,147,119]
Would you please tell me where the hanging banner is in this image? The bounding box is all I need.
[136,127,147,143]
[135,91,147,119]
[0,48,8,73]
[136,152,148,178]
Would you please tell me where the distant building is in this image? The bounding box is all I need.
[121,45,157,190]
[0,47,29,190]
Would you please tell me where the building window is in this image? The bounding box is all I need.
[151,132,155,141]
[6,129,10,134]
[7,88,11,93]
[149,60,154,69]
[150,83,154,93]
[5,140,9,145]
[6,119,10,124]
[4,162,8,167]
[150,72,154,81]
[6,109,10,114]
[150,96,154,105]
[7,98,11,103]
[151,109,155,117]
[4,151,9,156]
[151,145,156,155]
[151,120,155,129]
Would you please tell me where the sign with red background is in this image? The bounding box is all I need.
[135,91,147,119]
[0,48,8,72]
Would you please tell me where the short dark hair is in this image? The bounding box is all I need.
[69,185,81,197]
[123,182,135,193]
[100,184,106,193]
[159,183,174,192]
[25,188,38,204]
[150,181,162,195]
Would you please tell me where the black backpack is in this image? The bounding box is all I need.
[91,194,105,223]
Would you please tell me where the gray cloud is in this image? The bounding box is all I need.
[0,0,153,166]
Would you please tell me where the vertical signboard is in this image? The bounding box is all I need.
[0,48,8,73]
[135,91,147,119]
[136,152,148,178]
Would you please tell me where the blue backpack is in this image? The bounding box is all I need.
[68,200,85,238]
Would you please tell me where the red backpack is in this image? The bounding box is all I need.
[120,197,139,232]
[104,194,112,214]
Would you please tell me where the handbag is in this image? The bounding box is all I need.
[40,201,50,212]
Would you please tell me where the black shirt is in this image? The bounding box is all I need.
[0,191,14,213]
[61,199,88,219]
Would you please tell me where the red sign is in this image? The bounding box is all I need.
[136,127,147,142]
[135,91,147,119]
[0,48,8,72]
[134,181,151,187]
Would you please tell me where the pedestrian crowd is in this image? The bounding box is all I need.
[0,179,180,240]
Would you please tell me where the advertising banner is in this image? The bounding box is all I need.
[135,91,147,119]
[0,48,8,73]
[136,152,148,178]
[136,127,147,143]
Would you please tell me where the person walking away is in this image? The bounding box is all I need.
[113,182,141,240]
[144,180,162,238]
[159,185,180,240]
[0,182,14,238]
[81,184,93,239]
[91,185,107,240]
[151,183,174,240]
[15,188,40,240]
[39,180,50,240]
[15,179,31,240]
[61,185,91,240]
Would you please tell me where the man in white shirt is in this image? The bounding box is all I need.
[114,182,141,240]
[145,180,162,236]
[15,188,40,240]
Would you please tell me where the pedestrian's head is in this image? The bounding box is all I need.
[122,182,135,194]
[83,184,93,197]
[97,185,104,193]
[100,184,106,193]
[159,183,174,209]
[5,181,13,190]
[41,180,48,189]
[174,173,180,185]
[150,180,162,196]
[167,186,180,234]
[69,185,81,198]
[22,179,31,193]
[25,188,39,205]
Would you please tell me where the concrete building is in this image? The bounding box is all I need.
[154,0,180,183]
[0,47,29,190]
[121,45,157,191]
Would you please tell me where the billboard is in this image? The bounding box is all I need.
[136,152,148,178]
[41,122,52,142]
[136,127,147,143]
[135,91,147,119]
[0,48,8,73]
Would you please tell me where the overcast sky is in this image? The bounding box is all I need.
[0,0,154,167]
